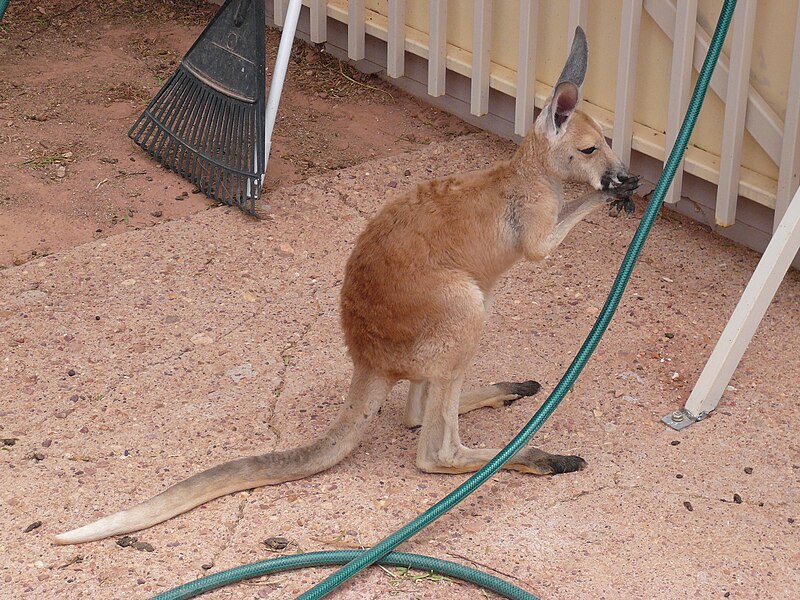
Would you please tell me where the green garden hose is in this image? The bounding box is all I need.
[154,1,737,597]
[0,0,10,23]
[152,550,538,600]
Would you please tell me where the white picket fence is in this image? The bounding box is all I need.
[271,0,800,237]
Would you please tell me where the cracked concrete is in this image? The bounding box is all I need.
[1,134,799,599]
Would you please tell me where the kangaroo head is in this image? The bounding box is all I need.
[530,27,629,192]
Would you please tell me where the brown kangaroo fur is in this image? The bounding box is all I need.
[54,27,638,545]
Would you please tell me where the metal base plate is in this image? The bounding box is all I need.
[661,408,707,431]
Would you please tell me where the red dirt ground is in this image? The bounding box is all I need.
[0,0,475,268]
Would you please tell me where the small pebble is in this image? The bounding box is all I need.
[136,578,146,585]
[788,517,795,524]
[744,467,753,474]
[67,369,76,377]
[116,535,137,548]
[670,440,680,446]
[403,169,411,177]
[201,563,214,570]
[33,452,45,461]
[264,536,289,550]
[676,474,683,479]
[733,493,743,504]
[664,332,675,339]
[42,439,52,447]
[1,438,16,446]
[388,181,397,188]
[277,243,295,257]
[133,541,154,552]
[151,210,163,218]
[683,501,693,512]
[24,521,42,533]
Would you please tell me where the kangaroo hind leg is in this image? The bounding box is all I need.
[415,375,585,475]
[404,379,540,428]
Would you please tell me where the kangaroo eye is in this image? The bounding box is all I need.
[579,146,597,155]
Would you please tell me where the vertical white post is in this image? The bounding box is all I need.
[515,0,539,137]
[387,0,406,78]
[310,0,327,44]
[664,0,697,205]
[715,0,757,227]
[274,0,287,27]
[568,0,587,47]
[428,0,447,97]
[471,0,492,116]
[263,0,303,177]
[776,4,800,230]
[684,186,800,418]
[348,0,365,60]
[612,0,643,166]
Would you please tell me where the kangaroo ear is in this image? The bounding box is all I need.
[550,81,579,130]
[558,27,588,89]
[536,27,587,136]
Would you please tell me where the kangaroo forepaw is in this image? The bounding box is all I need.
[606,174,640,217]
[609,174,641,196]
[608,196,636,216]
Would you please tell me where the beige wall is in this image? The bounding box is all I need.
[330,0,800,208]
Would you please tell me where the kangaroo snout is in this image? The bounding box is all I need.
[601,168,630,191]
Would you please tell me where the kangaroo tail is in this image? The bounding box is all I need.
[54,366,391,545]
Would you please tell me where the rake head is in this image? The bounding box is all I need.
[128,0,266,215]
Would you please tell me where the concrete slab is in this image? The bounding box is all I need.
[1,134,798,599]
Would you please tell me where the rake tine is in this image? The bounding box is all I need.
[218,100,234,202]
[129,69,177,143]
[195,90,219,194]
[208,91,227,198]
[163,77,196,171]
[152,73,194,163]
[169,79,204,175]
[205,91,224,196]
[236,103,248,205]
[228,103,243,205]
[142,70,188,153]
[227,102,241,205]
[185,84,212,187]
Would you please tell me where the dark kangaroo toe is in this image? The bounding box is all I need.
[497,380,541,405]
[547,454,587,474]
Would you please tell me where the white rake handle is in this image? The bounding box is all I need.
[262,0,303,182]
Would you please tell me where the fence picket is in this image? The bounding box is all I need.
[612,0,643,166]
[515,0,539,136]
[471,0,492,116]
[387,0,406,78]
[716,0,757,226]
[664,0,697,205]
[310,0,327,43]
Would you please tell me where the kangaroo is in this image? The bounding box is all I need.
[55,27,638,545]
